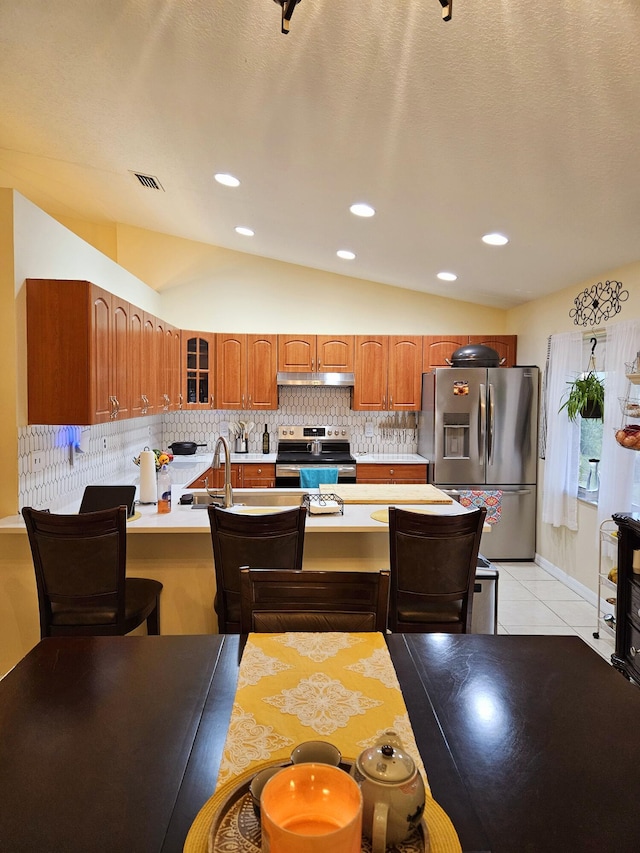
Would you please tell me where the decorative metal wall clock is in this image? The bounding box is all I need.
[570,280,628,326]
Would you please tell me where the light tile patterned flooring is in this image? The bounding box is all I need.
[495,562,615,663]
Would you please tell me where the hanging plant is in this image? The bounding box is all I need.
[559,371,605,422]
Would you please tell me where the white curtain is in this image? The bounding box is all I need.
[597,319,640,529]
[541,331,583,530]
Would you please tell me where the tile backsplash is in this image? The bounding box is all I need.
[19,387,420,511]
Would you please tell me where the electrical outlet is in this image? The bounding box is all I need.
[102,436,109,451]
[29,452,46,473]
[365,421,374,437]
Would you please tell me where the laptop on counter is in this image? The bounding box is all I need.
[79,485,137,518]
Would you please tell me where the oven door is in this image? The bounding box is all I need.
[275,464,356,488]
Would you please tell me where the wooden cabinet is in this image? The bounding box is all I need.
[352,336,422,411]
[241,463,276,488]
[468,335,517,367]
[27,279,131,425]
[423,335,518,370]
[130,308,158,417]
[155,320,181,412]
[182,332,216,410]
[357,463,428,484]
[278,335,354,372]
[423,336,468,370]
[186,463,274,489]
[216,333,277,410]
[357,463,427,484]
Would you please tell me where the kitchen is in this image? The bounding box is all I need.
[2,3,640,682]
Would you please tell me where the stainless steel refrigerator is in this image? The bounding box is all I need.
[418,367,539,560]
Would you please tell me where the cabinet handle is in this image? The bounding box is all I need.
[389,395,393,407]
[178,393,183,410]
[631,646,637,658]
[390,469,394,475]
[249,395,253,408]
[210,395,215,408]
[242,394,245,408]
[141,394,148,414]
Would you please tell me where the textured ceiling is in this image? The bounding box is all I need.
[1,1,639,308]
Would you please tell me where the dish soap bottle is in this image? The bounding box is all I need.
[262,424,270,454]
[157,464,171,513]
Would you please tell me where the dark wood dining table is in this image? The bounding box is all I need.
[1,633,639,853]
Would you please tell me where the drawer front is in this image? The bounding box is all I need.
[357,463,427,481]
[242,464,275,478]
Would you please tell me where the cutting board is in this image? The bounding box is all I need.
[319,483,453,504]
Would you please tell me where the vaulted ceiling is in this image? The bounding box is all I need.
[1,1,639,308]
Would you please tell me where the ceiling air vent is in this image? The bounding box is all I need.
[130,171,165,191]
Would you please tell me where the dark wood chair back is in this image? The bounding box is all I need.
[22,506,162,638]
[388,507,486,633]
[239,568,390,633]
[207,506,307,633]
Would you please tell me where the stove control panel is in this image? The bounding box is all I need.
[279,425,350,441]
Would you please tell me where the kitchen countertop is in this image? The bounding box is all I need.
[354,453,428,463]
[0,485,467,535]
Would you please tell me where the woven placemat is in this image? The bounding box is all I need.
[183,763,462,853]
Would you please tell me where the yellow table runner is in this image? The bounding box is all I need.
[184,632,461,852]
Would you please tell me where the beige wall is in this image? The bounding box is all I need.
[507,264,640,592]
[114,223,507,335]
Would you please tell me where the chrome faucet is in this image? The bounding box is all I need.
[209,435,234,508]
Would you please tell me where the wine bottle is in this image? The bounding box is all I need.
[262,424,270,454]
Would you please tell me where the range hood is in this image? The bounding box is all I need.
[277,372,355,387]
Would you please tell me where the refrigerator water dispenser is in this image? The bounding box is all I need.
[443,413,469,459]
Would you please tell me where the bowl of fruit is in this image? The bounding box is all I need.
[133,449,174,471]
[615,425,640,450]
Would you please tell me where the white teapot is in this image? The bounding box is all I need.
[351,729,426,852]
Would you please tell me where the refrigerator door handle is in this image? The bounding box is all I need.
[488,383,495,465]
[479,383,486,466]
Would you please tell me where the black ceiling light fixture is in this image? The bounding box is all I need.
[272,0,451,34]
[273,0,301,34]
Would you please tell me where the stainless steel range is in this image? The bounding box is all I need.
[275,425,356,488]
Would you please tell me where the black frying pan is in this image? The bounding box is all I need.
[168,442,208,455]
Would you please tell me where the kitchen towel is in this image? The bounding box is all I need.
[458,489,502,524]
[139,449,158,504]
[299,467,339,488]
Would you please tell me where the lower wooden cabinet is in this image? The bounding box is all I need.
[357,463,427,484]
[186,463,275,489]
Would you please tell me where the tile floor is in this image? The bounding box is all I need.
[494,561,616,663]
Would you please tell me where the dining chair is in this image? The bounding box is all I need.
[239,568,390,633]
[387,506,486,633]
[207,505,307,633]
[22,505,162,638]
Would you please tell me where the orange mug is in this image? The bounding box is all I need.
[260,763,362,853]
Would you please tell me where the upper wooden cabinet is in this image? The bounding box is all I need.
[278,335,354,372]
[468,335,517,367]
[182,331,216,410]
[216,333,278,410]
[27,279,131,425]
[352,336,422,411]
[423,335,518,370]
[423,335,468,370]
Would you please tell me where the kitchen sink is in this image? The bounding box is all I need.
[187,490,304,508]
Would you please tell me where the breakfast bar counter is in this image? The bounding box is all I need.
[0,486,473,674]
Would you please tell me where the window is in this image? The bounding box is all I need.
[576,335,604,503]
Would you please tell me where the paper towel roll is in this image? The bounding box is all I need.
[139,450,158,504]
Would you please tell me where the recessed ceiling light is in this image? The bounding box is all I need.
[214,173,240,187]
[482,232,509,246]
[337,249,356,260]
[235,226,254,236]
[349,203,375,218]
[437,271,457,282]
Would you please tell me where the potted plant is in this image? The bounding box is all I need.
[559,371,605,422]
